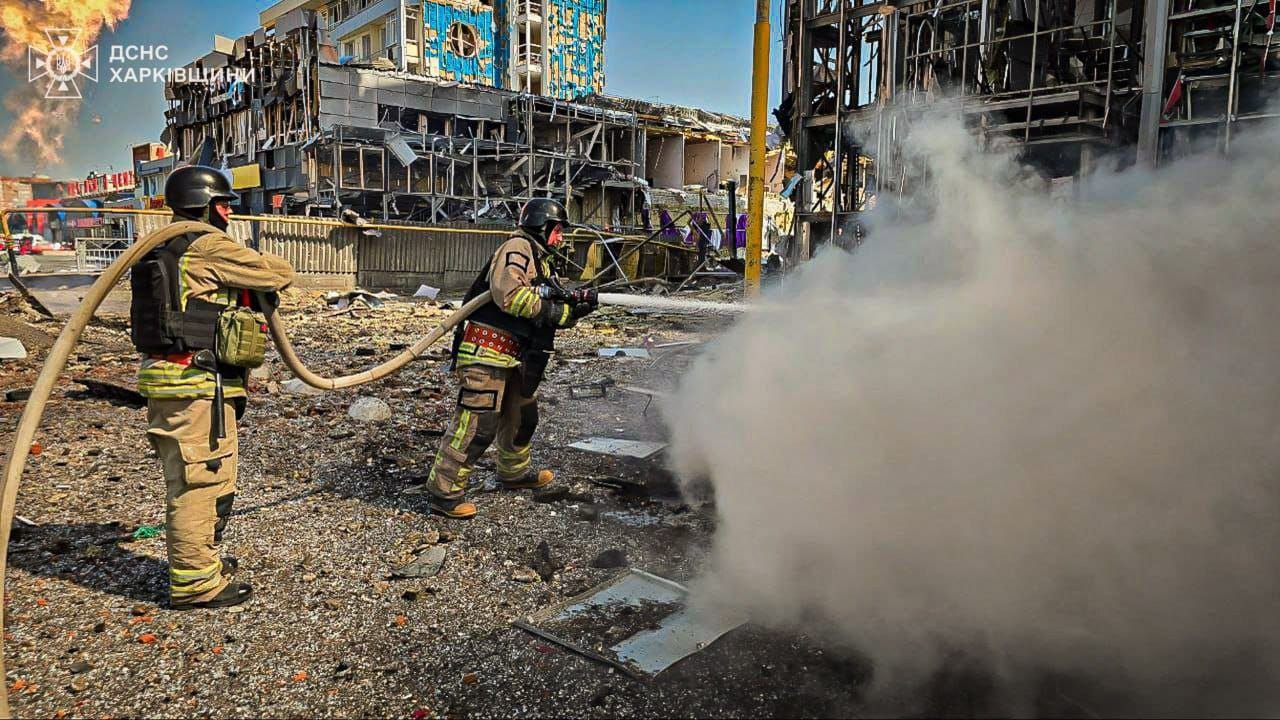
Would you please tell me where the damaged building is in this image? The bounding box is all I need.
[161,0,751,232]
[780,0,1279,256]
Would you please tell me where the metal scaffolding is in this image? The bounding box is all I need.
[781,0,1241,257]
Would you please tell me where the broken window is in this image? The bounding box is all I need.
[362,147,384,190]
[386,161,407,192]
[448,22,480,58]
[410,157,432,193]
[340,146,361,189]
[316,146,334,186]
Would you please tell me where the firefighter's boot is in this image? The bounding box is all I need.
[429,496,478,520]
[500,469,554,490]
[172,581,253,611]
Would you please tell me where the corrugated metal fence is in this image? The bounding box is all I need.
[135,214,506,291]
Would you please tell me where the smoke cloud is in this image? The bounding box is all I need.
[663,116,1280,715]
[0,0,131,169]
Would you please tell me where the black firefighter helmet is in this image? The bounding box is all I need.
[165,165,238,215]
[518,198,571,247]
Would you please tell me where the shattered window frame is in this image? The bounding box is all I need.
[388,154,410,193]
[448,22,480,59]
[410,155,432,194]
[316,145,335,188]
[362,147,385,191]
[339,146,361,189]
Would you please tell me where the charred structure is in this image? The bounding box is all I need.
[781,0,1280,256]
[161,8,752,230]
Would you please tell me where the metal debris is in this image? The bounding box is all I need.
[515,569,744,678]
[569,378,616,399]
[0,337,27,360]
[597,348,652,359]
[413,285,441,300]
[74,378,145,407]
[568,438,667,460]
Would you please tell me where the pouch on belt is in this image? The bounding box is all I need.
[216,307,267,369]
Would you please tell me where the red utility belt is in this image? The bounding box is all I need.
[463,323,522,357]
[149,352,194,366]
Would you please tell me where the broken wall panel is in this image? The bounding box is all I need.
[683,140,721,188]
[645,134,685,191]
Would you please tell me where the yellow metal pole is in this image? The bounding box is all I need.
[746,0,772,297]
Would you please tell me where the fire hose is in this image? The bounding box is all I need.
[0,220,748,716]
[0,221,493,717]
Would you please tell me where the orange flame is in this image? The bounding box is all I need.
[0,0,132,169]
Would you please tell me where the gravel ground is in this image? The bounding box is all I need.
[0,286,906,719]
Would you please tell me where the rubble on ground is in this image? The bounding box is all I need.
[0,285,872,718]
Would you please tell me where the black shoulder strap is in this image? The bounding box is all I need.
[154,232,200,312]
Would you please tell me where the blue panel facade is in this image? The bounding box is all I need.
[545,0,606,100]
[422,1,497,85]
[491,0,512,91]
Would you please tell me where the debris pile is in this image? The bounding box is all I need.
[0,283,873,717]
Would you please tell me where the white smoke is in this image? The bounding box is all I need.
[663,115,1280,715]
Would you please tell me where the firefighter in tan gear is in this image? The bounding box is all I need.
[426,199,598,519]
[132,166,294,609]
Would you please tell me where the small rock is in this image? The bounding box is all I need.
[589,685,613,707]
[327,428,355,440]
[391,546,446,579]
[302,573,317,582]
[590,549,627,569]
[68,679,88,694]
[347,397,392,423]
[323,599,342,611]
[354,347,377,357]
[511,567,540,584]
[576,505,601,523]
[530,540,563,582]
[282,378,325,396]
[130,605,151,617]
[423,530,440,545]
[68,660,91,674]
[462,672,480,685]
[438,531,456,543]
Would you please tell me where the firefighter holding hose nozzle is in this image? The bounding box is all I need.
[131,166,294,609]
[424,198,598,519]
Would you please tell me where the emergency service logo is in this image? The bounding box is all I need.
[27,28,99,101]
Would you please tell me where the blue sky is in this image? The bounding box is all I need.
[0,0,784,179]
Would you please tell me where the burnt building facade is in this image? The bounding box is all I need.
[163,6,747,232]
[781,0,1278,256]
